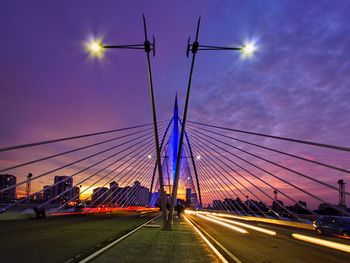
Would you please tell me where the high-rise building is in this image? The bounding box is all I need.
[70,186,80,202]
[92,187,109,205]
[338,179,346,208]
[108,181,119,204]
[185,188,192,207]
[213,200,223,210]
[43,185,52,200]
[0,174,16,201]
[52,176,73,204]
[129,181,149,206]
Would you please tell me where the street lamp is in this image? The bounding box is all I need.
[84,38,104,59]
[84,15,167,229]
[168,17,258,229]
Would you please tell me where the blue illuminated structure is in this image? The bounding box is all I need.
[149,96,202,208]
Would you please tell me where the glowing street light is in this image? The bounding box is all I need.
[196,155,201,160]
[84,38,104,59]
[242,42,256,54]
[147,154,152,159]
[241,41,257,58]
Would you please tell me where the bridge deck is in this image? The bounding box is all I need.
[91,216,219,263]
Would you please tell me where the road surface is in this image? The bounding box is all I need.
[0,211,160,263]
[186,213,349,263]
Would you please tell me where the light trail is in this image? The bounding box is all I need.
[196,214,248,234]
[292,233,350,253]
[208,215,276,236]
[184,215,229,263]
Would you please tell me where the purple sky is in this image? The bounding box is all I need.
[1,1,350,207]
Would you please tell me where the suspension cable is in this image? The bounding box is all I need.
[191,127,350,196]
[0,126,153,173]
[188,121,350,152]
[190,129,349,217]
[0,121,167,152]
[188,124,350,174]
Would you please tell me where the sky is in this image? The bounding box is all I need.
[0,0,350,208]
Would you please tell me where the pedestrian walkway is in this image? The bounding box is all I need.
[91,216,220,263]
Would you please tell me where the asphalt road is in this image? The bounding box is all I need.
[0,211,160,263]
[186,214,349,263]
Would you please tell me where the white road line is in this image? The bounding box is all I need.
[190,216,243,263]
[78,214,161,263]
[185,215,243,263]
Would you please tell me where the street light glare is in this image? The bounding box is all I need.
[84,37,104,59]
[241,41,257,58]
[91,42,101,52]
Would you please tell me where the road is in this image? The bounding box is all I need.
[0,211,160,263]
[186,213,349,263]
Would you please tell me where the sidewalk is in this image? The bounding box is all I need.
[91,215,220,263]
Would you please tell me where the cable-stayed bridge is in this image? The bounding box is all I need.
[0,95,350,262]
[1,15,350,263]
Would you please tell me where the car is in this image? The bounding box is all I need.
[313,216,350,237]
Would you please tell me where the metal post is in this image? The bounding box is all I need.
[142,15,168,229]
[167,17,201,229]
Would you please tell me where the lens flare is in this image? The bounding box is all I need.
[240,41,257,59]
[84,36,104,59]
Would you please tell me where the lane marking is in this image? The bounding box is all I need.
[184,215,229,263]
[209,215,276,236]
[78,214,161,263]
[292,233,350,253]
[187,216,243,263]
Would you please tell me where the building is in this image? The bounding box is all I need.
[128,181,149,206]
[92,187,109,205]
[52,176,73,204]
[185,188,192,207]
[338,179,346,209]
[70,186,80,203]
[43,185,52,200]
[0,174,16,201]
[213,200,224,210]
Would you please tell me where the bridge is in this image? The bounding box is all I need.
[1,98,349,262]
[1,14,350,263]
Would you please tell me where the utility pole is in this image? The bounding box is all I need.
[141,15,168,229]
[338,179,346,208]
[86,15,168,229]
[167,17,202,229]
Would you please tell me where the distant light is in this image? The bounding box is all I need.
[292,233,350,253]
[84,37,104,59]
[187,177,191,180]
[196,155,201,160]
[147,154,152,159]
[91,42,101,52]
[241,41,257,58]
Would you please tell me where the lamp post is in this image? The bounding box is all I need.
[86,15,168,229]
[168,17,257,229]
